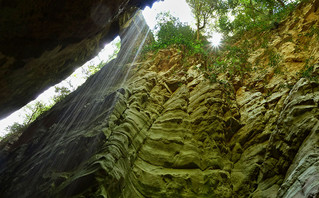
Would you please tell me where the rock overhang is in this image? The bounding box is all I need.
[0,0,158,119]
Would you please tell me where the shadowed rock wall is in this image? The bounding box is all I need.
[0,0,156,118]
[0,11,153,197]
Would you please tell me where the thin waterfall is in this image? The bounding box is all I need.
[0,11,151,198]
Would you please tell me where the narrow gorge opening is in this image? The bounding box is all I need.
[1,0,319,197]
[0,0,198,139]
[0,37,121,138]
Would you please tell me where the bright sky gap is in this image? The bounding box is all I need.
[0,38,120,137]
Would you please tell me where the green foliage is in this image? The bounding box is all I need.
[305,25,319,40]
[205,43,251,83]
[2,100,55,141]
[5,122,26,136]
[109,40,121,60]
[217,15,233,35]
[267,49,283,73]
[52,85,72,103]
[186,0,215,40]
[298,57,317,81]
[215,0,299,37]
[2,94,66,140]
[206,58,227,83]
[83,40,120,78]
[143,12,206,55]
[142,11,255,85]
[24,101,52,124]
[83,61,106,78]
[261,37,270,48]
[1,122,26,143]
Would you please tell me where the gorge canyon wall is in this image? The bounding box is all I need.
[1,0,319,197]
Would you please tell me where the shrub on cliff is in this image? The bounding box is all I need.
[143,12,208,55]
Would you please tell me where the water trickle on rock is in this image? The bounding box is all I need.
[0,11,151,197]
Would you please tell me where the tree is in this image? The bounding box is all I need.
[143,12,199,52]
[24,101,52,125]
[213,0,294,36]
[156,12,195,46]
[186,0,215,40]
[52,85,72,103]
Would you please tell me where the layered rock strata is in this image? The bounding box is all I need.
[2,44,319,197]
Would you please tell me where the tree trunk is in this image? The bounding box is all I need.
[196,18,200,40]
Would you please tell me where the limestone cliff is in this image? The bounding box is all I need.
[1,0,319,197]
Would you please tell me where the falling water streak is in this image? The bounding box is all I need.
[97,27,151,125]
[64,16,151,196]
[16,11,151,196]
[70,13,150,132]
[121,28,150,87]
[55,13,146,138]
[57,13,148,155]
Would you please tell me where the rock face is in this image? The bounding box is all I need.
[120,63,235,197]
[0,11,153,197]
[1,0,319,197]
[0,0,156,118]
